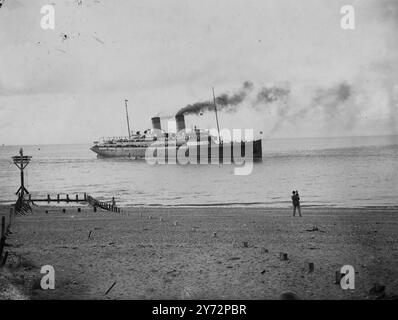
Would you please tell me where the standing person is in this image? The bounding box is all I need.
[291,190,302,217]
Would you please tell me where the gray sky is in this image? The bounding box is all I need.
[0,0,397,144]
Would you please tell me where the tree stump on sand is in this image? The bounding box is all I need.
[279,291,299,300]
[279,252,288,261]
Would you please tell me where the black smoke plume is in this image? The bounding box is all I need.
[312,82,352,116]
[176,81,254,116]
[268,82,354,136]
[256,86,290,104]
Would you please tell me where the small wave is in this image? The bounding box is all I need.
[124,201,289,208]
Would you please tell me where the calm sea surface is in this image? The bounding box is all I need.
[0,136,397,208]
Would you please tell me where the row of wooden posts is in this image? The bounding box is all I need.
[87,195,122,213]
[24,193,122,214]
[28,193,88,203]
[0,208,13,268]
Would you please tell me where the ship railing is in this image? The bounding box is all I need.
[100,136,130,143]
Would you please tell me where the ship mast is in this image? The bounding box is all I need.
[124,99,131,138]
[212,87,221,143]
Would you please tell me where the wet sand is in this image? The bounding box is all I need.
[1,204,397,300]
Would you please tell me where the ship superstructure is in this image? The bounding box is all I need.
[90,99,262,161]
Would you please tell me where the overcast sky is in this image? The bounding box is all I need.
[0,0,397,144]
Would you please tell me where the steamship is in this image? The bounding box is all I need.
[90,100,262,161]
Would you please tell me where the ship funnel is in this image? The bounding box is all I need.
[175,114,186,132]
[151,117,161,130]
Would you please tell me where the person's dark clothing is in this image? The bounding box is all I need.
[291,193,302,217]
[291,194,300,207]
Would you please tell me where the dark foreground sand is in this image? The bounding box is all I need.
[0,204,397,300]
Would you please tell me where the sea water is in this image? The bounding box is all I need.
[0,135,397,208]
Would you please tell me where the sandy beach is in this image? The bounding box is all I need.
[1,204,397,300]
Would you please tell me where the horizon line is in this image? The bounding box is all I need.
[1,133,397,147]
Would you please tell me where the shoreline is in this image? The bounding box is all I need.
[1,204,397,300]
[1,202,398,211]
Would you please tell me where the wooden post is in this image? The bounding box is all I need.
[84,193,87,201]
[0,217,5,259]
[57,194,60,203]
[9,208,13,227]
[105,281,117,295]
[66,194,70,203]
[0,238,4,260]
[279,252,288,261]
[12,149,31,199]
[47,194,50,203]
[335,271,343,284]
[1,216,5,240]
[1,251,8,267]
[94,206,97,213]
[76,194,79,202]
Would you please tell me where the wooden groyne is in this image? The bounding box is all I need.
[86,195,122,213]
[28,193,88,203]
[18,193,123,214]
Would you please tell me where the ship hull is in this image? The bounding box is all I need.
[91,139,262,161]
